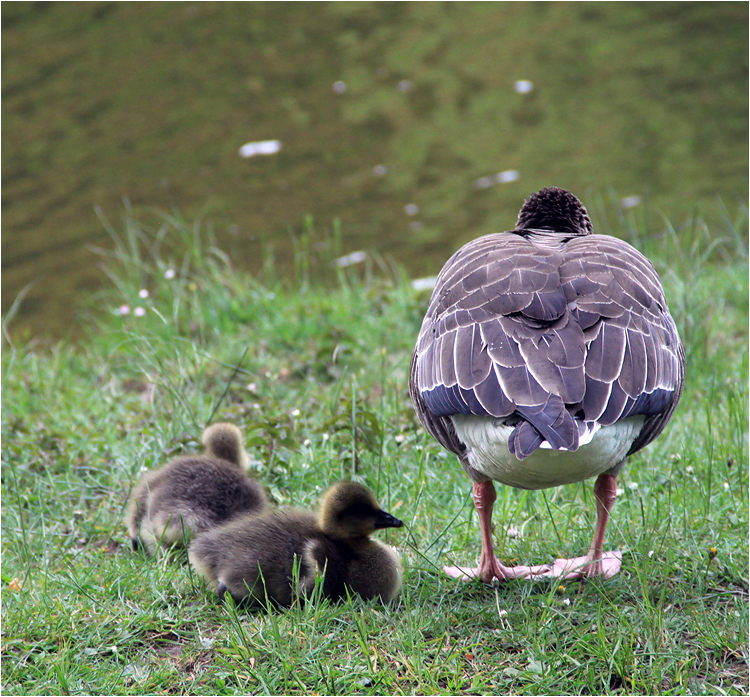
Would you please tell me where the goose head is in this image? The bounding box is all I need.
[515,186,592,236]
[317,482,403,540]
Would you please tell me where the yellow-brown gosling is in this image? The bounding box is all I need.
[188,481,403,606]
[126,423,267,555]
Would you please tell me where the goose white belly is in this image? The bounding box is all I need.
[451,415,645,490]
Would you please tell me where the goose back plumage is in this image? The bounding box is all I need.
[409,188,685,471]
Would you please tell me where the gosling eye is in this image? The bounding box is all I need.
[337,502,375,522]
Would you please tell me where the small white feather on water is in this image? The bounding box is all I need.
[239,140,282,158]
[514,80,534,94]
[475,170,520,189]
[496,170,520,183]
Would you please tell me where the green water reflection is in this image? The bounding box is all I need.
[2,2,747,339]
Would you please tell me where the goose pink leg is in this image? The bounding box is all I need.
[445,474,622,583]
[548,473,622,580]
[444,480,552,582]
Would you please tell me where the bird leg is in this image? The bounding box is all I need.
[548,472,622,580]
[444,480,551,582]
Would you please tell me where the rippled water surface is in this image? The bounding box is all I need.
[3,2,747,338]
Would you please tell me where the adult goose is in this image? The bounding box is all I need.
[409,187,685,582]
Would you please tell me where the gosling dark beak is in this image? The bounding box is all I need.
[375,510,403,529]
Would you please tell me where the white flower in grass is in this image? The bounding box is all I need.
[164,269,176,280]
[290,408,300,417]
[322,433,329,442]
[115,304,130,316]
[723,482,730,491]
[562,598,571,606]
[303,439,311,447]
[133,307,146,317]
[394,434,405,444]
[333,81,346,94]
[616,488,625,496]
[686,465,694,474]
[506,526,519,538]
[139,289,149,299]
[648,550,654,558]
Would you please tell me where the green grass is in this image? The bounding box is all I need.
[2,201,748,695]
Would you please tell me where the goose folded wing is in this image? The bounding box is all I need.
[564,238,685,451]
[413,234,587,454]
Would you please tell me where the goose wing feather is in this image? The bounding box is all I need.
[410,231,685,460]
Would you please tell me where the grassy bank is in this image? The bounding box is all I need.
[2,202,748,695]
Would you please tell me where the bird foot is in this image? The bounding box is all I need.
[443,559,552,583]
[444,551,621,583]
[544,551,622,580]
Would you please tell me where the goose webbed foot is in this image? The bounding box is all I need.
[443,554,552,583]
[546,550,622,580]
[540,472,622,580]
[446,479,552,582]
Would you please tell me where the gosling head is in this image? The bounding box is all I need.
[317,482,403,540]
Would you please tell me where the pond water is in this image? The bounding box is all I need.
[3,2,747,339]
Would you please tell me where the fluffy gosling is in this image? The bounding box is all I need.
[189,481,403,606]
[126,423,267,555]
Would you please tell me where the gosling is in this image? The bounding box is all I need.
[126,423,267,555]
[189,481,403,606]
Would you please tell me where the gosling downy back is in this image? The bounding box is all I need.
[126,423,266,555]
[189,481,403,606]
[189,509,321,606]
